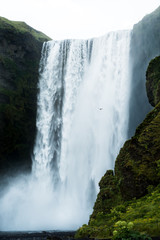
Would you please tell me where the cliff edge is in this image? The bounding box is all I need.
[0,17,51,176]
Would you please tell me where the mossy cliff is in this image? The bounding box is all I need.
[128,6,160,137]
[76,7,160,239]
[146,56,160,107]
[0,17,51,176]
[76,50,160,239]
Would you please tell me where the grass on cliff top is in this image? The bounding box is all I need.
[0,16,51,42]
[76,185,160,239]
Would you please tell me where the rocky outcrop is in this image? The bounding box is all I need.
[0,17,51,176]
[85,7,160,226]
[115,100,160,200]
[76,54,160,238]
[146,56,160,107]
[76,6,160,237]
[88,6,160,221]
[128,6,160,137]
[90,94,160,214]
[90,170,121,219]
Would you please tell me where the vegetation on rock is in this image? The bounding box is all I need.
[115,101,160,201]
[0,17,50,42]
[76,52,160,239]
[76,184,160,239]
[76,8,160,239]
[146,56,160,107]
[0,16,51,176]
[128,6,160,137]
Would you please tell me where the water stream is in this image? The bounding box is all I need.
[0,30,131,230]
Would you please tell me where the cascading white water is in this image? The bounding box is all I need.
[0,30,131,231]
[32,30,131,228]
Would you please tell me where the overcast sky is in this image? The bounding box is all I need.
[0,0,160,40]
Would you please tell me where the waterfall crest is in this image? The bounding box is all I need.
[0,30,131,230]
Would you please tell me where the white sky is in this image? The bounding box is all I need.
[0,0,160,40]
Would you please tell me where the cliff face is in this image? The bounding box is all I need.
[146,56,160,107]
[115,100,160,200]
[91,82,160,208]
[76,55,160,240]
[115,55,160,199]
[128,6,160,137]
[0,17,51,176]
[76,7,160,239]
[90,6,160,215]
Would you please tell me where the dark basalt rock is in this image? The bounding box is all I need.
[115,101,160,200]
[146,56,160,107]
[128,6,160,137]
[114,54,160,201]
[80,56,160,238]
[76,7,160,239]
[89,54,160,224]
[90,170,121,219]
[90,5,160,218]
[0,17,51,177]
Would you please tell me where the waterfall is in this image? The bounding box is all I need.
[0,30,131,230]
[32,30,131,228]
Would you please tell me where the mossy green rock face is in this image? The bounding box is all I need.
[76,7,160,237]
[146,56,160,107]
[78,55,160,238]
[115,54,160,199]
[115,101,160,200]
[90,170,121,219]
[0,17,51,176]
[128,6,160,137]
[91,100,160,215]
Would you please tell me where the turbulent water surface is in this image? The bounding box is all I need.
[0,31,131,230]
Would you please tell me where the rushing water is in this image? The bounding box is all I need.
[32,30,131,228]
[0,30,131,230]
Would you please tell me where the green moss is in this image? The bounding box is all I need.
[146,56,160,106]
[0,62,38,173]
[0,16,51,175]
[77,97,160,239]
[0,16,51,42]
[76,55,160,239]
[76,185,160,239]
[115,101,160,201]
[90,170,122,220]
